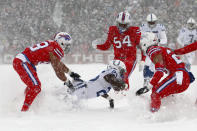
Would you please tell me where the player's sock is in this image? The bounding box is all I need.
[151,93,161,112]
[21,86,41,111]
[21,103,30,111]
[143,77,151,87]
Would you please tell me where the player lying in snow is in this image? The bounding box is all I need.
[136,32,195,112]
[64,60,127,109]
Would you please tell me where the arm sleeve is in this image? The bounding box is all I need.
[174,41,197,55]
[97,27,113,50]
[159,31,167,45]
[150,63,165,86]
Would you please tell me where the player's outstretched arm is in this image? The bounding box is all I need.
[174,41,197,55]
[101,94,114,109]
[92,27,113,50]
[49,52,80,81]
[49,52,69,82]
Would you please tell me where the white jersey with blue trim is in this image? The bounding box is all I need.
[177,28,197,65]
[177,28,197,46]
[140,23,167,45]
[72,68,122,99]
[140,23,167,68]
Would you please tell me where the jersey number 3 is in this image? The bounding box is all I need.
[114,35,131,48]
[30,42,49,51]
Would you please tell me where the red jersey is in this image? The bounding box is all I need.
[22,40,64,65]
[147,46,185,86]
[97,26,141,60]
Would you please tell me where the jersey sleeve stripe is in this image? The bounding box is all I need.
[156,76,176,93]
[148,48,161,58]
[155,68,165,72]
[56,48,63,57]
[54,49,62,58]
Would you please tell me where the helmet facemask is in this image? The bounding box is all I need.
[61,43,71,54]
[187,23,196,30]
[148,21,156,28]
[118,23,129,33]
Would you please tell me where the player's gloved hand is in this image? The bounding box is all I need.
[139,61,145,72]
[92,39,103,49]
[92,39,99,49]
[109,99,114,109]
[70,72,81,81]
[64,79,75,92]
[136,83,153,96]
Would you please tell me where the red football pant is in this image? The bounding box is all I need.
[13,58,41,111]
[151,70,190,111]
[116,58,137,89]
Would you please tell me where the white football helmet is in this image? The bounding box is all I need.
[187,17,196,30]
[146,13,157,28]
[108,60,126,77]
[54,32,72,54]
[116,11,131,33]
[140,32,158,52]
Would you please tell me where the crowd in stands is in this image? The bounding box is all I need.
[0,0,196,63]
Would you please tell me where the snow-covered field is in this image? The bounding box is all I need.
[1,63,197,131]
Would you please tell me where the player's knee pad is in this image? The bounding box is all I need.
[28,86,41,95]
[34,86,41,94]
[143,65,154,78]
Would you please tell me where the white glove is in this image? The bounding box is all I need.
[139,61,145,72]
[92,39,102,49]
[175,71,183,85]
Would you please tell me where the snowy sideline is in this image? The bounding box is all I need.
[0,64,197,131]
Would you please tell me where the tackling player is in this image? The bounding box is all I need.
[65,60,127,109]
[13,32,80,111]
[139,13,167,92]
[92,11,141,89]
[136,32,195,112]
[177,17,197,71]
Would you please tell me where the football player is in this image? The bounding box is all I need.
[136,32,195,112]
[65,60,127,109]
[13,32,80,111]
[139,13,167,92]
[92,11,141,89]
[177,17,197,71]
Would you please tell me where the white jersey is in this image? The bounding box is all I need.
[177,28,197,65]
[72,68,122,99]
[140,23,167,45]
[140,23,167,68]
